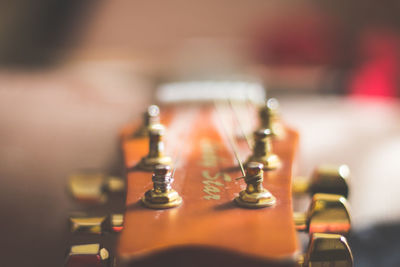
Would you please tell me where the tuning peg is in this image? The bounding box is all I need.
[137,124,172,171]
[65,243,110,267]
[299,233,353,267]
[294,193,351,235]
[142,164,182,209]
[68,172,125,204]
[258,98,285,138]
[234,162,276,208]
[293,165,350,198]
[245,128,280,170]
[131,105,161,138]
[70,214,124,234]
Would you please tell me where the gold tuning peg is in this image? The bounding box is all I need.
[245,128,281,170]
[234,162,276,208]
[137,124,172,171]
[299,233,353,267]
[132,105,161,138]
[65,243,110,267]
[259,98,285,138]
[68,172,125,204]
[293,165,350,198]
[142,164,182,209]
[294,193,351,235]
[70,214,124,234]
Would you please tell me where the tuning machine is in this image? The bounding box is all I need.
[299,233,353,267]
[142,164,182,209]
[294,193,351,235]
[65,243,111,267]
[68,172,125,204]
[69,213,124,234]
[245,98,283,170]
[132,105,161,138]
[258,98,285,138]
[136,124,172,171]
[295,193,353,266]
[293,165,350,198]
[235,162,276,208]
[245,128,281,170]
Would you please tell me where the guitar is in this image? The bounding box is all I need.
[65,81,352,267]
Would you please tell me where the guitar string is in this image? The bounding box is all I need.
[245,91,259,134]
[227,98,253,150]
[213,101,246,177]
[170,107,197,177]
[172,149,181,177]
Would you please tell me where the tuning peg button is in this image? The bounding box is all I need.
[310,165,350,198]
[70,214,124,234]
[70,216,107,235]
[293,164,350,198]
[301,233,353,267]
[111,214,124,233]
[69,172,125,204]
[294,193,351,235]
[65,244,110,267]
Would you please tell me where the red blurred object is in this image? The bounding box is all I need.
[253,8,342,65]
[112,226,123,232]
[349,29,400,98]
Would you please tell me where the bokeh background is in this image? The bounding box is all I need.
[1,1,400,266]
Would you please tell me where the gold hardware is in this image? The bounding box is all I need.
[132,105,161,138]
[293,165,350,197]
[70,216,107,234]
[309,165,350,197]
[142,164,182,209]
[259,98,285,138]
[245,129,280,170]
[302,233,353,267]
[69,172,105,203]
[111,214,124,233]
[65,244,110,267]
[106,176,126,193]
[292,177,310,195]
[294,193,351,234]
[68,172,125,204]
[137,124,172,171]
[235,162,276,208]
[70,214,124,234]
[293,212,308,231]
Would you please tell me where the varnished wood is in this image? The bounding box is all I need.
[118,104,299,266]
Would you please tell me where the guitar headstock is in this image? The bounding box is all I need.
[65,81,353,267]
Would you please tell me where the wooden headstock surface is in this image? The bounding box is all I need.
[118,104,299,266]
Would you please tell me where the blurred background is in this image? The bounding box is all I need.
[1,0,400,266]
